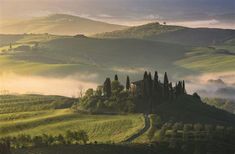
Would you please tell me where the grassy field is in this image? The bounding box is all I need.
[0,95,144,143]
[176,45,235,72]
[0,94,75,114]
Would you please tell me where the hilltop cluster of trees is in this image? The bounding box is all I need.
[0,130,88,150]
[79,71,188,113]
[79,74,134,113]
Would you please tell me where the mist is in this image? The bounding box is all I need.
[185,72,235,100]
[0,73,97,97]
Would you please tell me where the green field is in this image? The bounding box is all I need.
[175,45,235,72]
[0,95,144,143]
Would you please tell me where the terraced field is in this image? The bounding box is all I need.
[0,95,144,143]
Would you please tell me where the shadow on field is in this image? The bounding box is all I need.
[12,144,176,154]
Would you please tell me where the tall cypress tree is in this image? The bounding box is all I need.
[103,78,111,97]
[114,74,119,81]
[126,76,130,90]
[164,72,169,99]
[169,82,173,100]
[142,71,148,98]
[148,72,153,96]
[154,71,158,83]
[144,71,148,80]
[183,80,186,94]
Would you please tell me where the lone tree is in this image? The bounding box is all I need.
[114,74,119,81]
[126,76,130,90]
[103,78,111,97]
[9,43,12,50]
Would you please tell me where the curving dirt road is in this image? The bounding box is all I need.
[122,114,150,143]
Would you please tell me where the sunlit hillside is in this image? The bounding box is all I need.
[0,14,127,35]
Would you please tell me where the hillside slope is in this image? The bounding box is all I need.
[0,36,190,81]
[96,22,235,46]
[0,14,127,35]
[155,95,235,126]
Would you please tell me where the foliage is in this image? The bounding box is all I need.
[0,130,89,150]
[80,72,187,114]
[152,122,235,154]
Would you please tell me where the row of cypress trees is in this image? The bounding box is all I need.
[142,71,186,100]
[103,71,186,101]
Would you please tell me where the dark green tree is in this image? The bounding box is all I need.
[154,71,158,83]
[126,76,130,90]
[163,72,169,99]
[183,80,186,94]
[148,72,153,96]
[103,78,111,97]
[114,74,119,81]
[143,71,148,80]
[9,43,12,50]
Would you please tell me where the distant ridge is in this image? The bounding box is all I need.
[0,14,127,35]
[96,22,235,46]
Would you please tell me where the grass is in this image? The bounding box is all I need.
[0,109,144,143]
[176,45,235,72]
[0,95,144,143]
[0,94,75,114]
[0,56,78,75]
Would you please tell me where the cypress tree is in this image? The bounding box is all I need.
[103,78,111,97]
[163,72,169,99]
[126,76,130,90]
[183,80,186,94]
[148,72,153,96]
[169,82,173,100]
[114,74,118,81]
[143,71,148,80]
[154,71,158,83]
[142,71,148,97]
[164,72,169,84]
[9,43,12,50]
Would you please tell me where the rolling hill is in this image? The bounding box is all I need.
[0,14,127,35]
[96,22,235,46]
[0,34,191,81]
[1,23,235,89]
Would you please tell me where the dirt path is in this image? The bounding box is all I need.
[122,114,150,143]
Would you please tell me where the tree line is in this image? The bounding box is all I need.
[80,71,188,113]
[0,130,88,151]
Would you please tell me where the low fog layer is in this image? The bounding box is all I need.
[186,71,235,100]
[0,73,97,97]
[1,71,235,100]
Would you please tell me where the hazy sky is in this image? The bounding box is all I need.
[0,0,235,26]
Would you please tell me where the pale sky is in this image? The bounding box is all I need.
[0,0,235,27]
